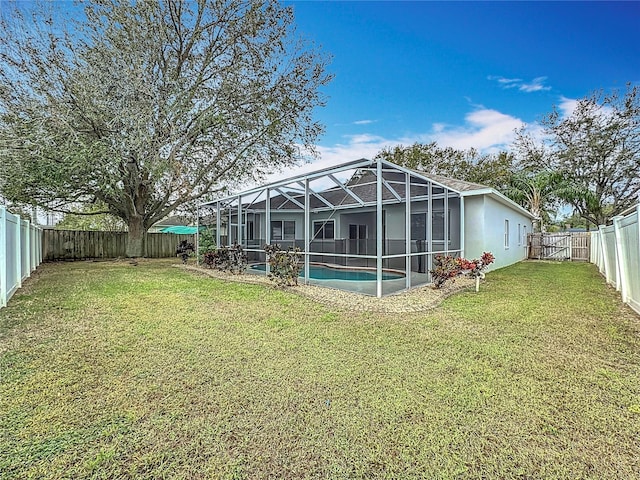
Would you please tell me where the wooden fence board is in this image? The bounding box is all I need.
[528,232,590,261]
[42,230,194,261]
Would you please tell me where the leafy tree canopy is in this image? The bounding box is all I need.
[375,142,515,191]
[0,0,332,256]
[516,85,640,226]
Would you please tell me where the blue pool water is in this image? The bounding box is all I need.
[250,264,404,281]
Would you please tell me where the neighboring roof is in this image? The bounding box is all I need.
[152,215,190,227]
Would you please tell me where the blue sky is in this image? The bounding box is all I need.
[280,0,640,176]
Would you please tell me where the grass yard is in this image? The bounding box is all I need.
[1,259,639,479]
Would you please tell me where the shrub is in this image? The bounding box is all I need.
[264,244,302,287]
[458,252,495,278]
[198,228,216,262]
[202,243,247,274]
[430,252,495,290]
[430,255,462,289]
[176,240,195,264]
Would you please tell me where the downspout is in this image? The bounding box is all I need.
[444,190,449,256]
[427,181,433,276]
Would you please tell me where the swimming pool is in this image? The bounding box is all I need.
[249,263,405,281]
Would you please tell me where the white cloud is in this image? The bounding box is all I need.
[488,75,522,88]
[265,107,526,186]
[489,75,551,93]
[558,96,578,117]
[519,76,551,93]
[423,108,524,152]
[353,119,375,125]
[262,134,392,187]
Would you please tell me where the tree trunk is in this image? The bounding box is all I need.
[127,215,146,257]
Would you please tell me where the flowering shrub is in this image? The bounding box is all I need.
[264,244,302,287]
[458,252,495,278]
[430,252,495,290]
[430,255,462,289]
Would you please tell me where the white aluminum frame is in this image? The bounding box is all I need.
[197,158,465,297]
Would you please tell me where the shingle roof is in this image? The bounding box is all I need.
[418,172,489,193]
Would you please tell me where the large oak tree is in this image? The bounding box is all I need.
[0,0,331,256]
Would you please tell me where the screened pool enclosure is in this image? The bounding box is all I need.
[197,158,471,297]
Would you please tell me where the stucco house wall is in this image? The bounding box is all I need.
[463,194,532,270]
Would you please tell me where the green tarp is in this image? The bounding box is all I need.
[159,226,200,234]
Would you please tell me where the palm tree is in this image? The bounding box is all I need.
[504,170,563,232]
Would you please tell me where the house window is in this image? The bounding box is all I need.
[518,223,521,246]
[313,220,334,240]
[271,220,295,241]
[504,219,510,249]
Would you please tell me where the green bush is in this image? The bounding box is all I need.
[202,243,247,274]
[198,228,216,262]
[430,255,461,289]
[430,252,495,290]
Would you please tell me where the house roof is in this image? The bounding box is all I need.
[152,215,190,227]
[417,172,489,193]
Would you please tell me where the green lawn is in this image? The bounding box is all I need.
[1,260,639,479]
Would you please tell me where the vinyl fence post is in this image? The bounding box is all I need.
[15,215,22,289]
[598,225,610,283]
[0,206,7,308]
[612,216,624,296]
[24,220,31,278]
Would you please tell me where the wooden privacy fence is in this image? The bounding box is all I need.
[42,230,194,261]
[1,205,43,308]
[528,232,590,261]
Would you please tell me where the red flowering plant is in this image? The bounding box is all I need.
[457,252,495,278]
[430,255,462,289]
[457,251,495,292]
[430,252,495,291]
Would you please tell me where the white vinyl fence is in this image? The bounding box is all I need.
[1,205,43,309]
[591,204,640,315]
